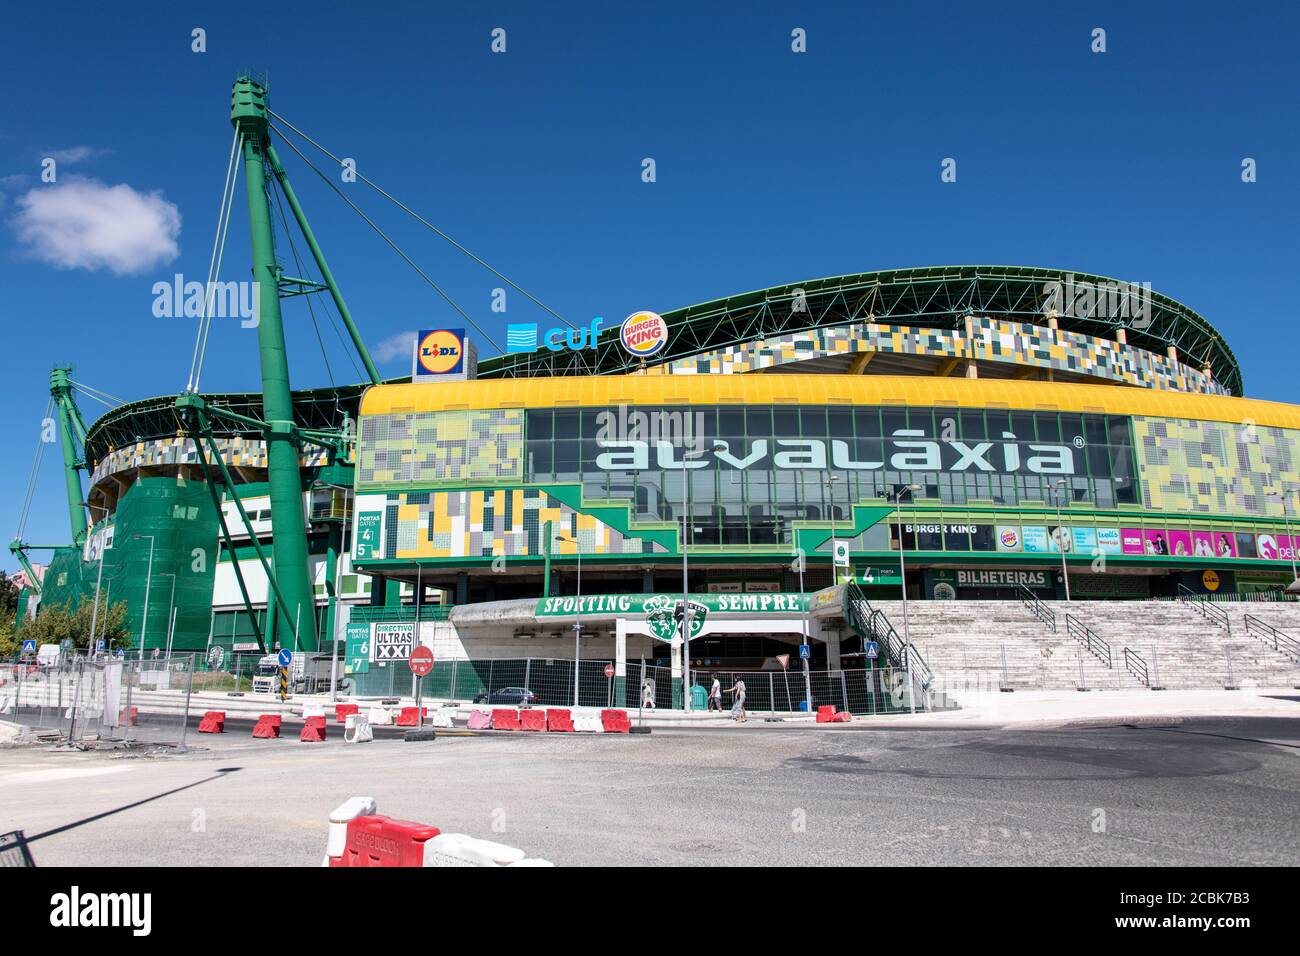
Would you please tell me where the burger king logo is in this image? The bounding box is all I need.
[620,311,668,359]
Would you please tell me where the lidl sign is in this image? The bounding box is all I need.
[412,328,477,381]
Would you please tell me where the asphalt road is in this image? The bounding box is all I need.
[2,716,1298,866]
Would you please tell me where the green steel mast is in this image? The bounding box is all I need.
[49,366,89,547]
[230,77,319,652]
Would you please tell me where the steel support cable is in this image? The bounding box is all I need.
[268,110,573,331]
[270,177,343,387]
[16,399,55,540]
[67,380,126,407]
[270,124,503,353]
[187,128,242,392]
[191,132,244,394]
[68,384,125,411]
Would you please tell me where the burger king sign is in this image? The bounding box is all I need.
[620,310,669,359]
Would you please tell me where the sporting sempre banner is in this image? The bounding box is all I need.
[535,592,809,619]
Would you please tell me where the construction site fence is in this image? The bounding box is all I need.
[0,656,196,749]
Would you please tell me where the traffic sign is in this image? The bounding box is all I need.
[775,653,790,671]
[409,646,434,677]
[95,639,105,652]
[604,663,615,679]
[21,639,36,655]
[277,649,293,668]
[864,640,879,660]
[798,644,811,660]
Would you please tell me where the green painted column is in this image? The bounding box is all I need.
[49,367,87,546]
[231,77,318,650]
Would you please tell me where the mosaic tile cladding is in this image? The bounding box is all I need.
[91,436,330,485]
[1133,416,1300,516]
[649,317,1226,396]
[357,409,524,488]
[358,489,666,559]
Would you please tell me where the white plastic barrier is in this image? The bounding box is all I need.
[343,712,373,743]
[323,796,377,865]
[301,702,327,720]
[572,709,604,733]
[428,708,454,729]
[367,705,393,725]
[422,833,552,868]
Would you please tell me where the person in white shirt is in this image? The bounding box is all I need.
[708,675,722,712]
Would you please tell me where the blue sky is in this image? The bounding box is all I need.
[1,0,1297,570]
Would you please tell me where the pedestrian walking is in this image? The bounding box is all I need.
[708,674,722,712]
[725,677,748,722]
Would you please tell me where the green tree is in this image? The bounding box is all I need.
[20,599,131,651]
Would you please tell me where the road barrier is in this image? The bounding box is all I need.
[300,715,328,742]
[573,709,603,733]
[519,709,546,732]
[600,709,631,733]
[491,708,522,731]
[546,708,574,732]
[197,711,226,734]
[252,714,282,738]
[322,797,552,867]
[335,703,359,723]
[343,712,373,743]
[467,708,491,729]
[394,706,427,727]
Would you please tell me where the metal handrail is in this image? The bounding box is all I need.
[1123,647,1150,686]
[1176,584,1230,632]
[1016,583,1056,633]
[1243,615,1300,662]
[1065,613,1112,668]
[841,581,933,688]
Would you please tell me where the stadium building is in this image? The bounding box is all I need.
[13,81,1300,707]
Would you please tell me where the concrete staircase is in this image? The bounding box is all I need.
[861,598,1300,692]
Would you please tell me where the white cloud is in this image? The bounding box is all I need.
[42,145,106,164]
[372,330,417,364]
[12,178,181,275]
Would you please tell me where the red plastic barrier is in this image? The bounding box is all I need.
[395,706,428,727]
[519,709,546,732]
[331,814,441,867]
[546,709,574,732]
[335,703,359,723]
[300,715,328,742]
[120,706,139,726]
[600,709,631,734]
[197,710,226,734]
[252,714,282,738]
[816,705,836,723]
[831,711,853,722]
[491,709,522,731]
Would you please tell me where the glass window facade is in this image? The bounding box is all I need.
[522,405,1139,547]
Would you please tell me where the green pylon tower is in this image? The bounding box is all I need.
[49,366,89,547]
[231,76,318,651]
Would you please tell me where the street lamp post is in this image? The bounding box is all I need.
[677,443,721,712]
[132,534,155,653]
[1052,478,1072,601]
[555,533,583,707]
[826,473,843,586]
[886,484,921,716]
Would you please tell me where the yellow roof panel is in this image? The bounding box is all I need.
[359,375,1300,430]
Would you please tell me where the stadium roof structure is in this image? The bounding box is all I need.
[482,265,1243,396]
[84,264,1242,465]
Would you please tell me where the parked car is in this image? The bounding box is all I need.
[473,686,538,706]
